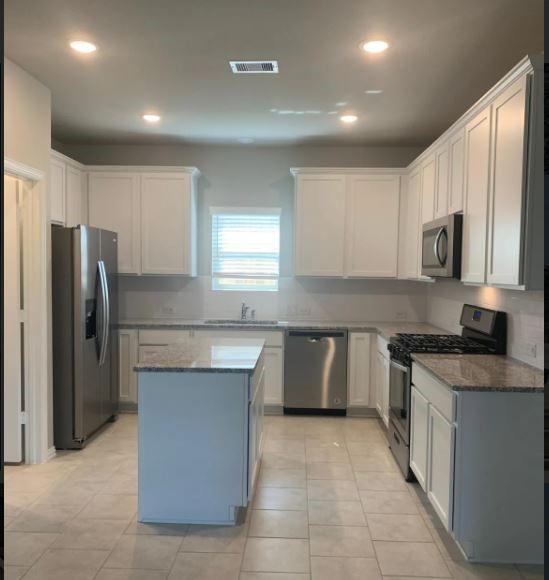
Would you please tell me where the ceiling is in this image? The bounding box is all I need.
[4,0,544,147]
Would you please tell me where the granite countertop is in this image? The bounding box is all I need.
[412,353,544,393]
[118,318,446,340]
[134,337,265,373]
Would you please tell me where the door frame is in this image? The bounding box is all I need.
[4,157,50,464]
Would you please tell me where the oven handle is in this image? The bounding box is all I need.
[390,359,409,374]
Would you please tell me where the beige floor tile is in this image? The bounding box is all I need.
[261,453,306,470]
[24,548,109,580]
[516,565,545,580]
[310,556,381,580]
[52,517,128,550]
[4,492,42,517]
[428,524,467,560]
[180,522,248,552]
[35,480,105,507]
[101,473,139,495]
[374,541,451,577]
[168,552,241,580]
[253,487,307,510]
[447,560,524,579]
[249,509,308,538]
[305,436,347,448]
[306,447,350,463]
[309,524,374,557]
[351,454,397,472]
[4,531,59,566]
[354,471,408,491]
[4,566,29,580]
[367,513,432,542]
[307,479,359,501]
[242,537,310,573]
[307,463,354,480]
[95,569,168,580]
[104,534,182,570]
[240,574,310,580]
[124,516,189,536]
[263,439,306,456]
[360,490,418,514]
[78,493,137,520]
[308,501,366,526]
[6,503,81,532]
[66,463,121,483]
[259,468,307,488]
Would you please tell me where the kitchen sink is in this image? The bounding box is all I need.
[204,319,280,325]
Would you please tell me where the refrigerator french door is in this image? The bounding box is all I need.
[52,225,119,449]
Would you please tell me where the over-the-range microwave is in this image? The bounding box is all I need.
[421,214,463,278]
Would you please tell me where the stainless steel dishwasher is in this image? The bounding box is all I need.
[284,329,348,414]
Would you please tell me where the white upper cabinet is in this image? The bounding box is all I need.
[88,172,141,274]
[448,128,465,214]
[293,173,346,276]
[434,142,449,219]
[65,164,86,227]
[404,169,422,279]
[420,155,436,224]
[486,75,529,287]
[49,155,66,224]
[141,173,197,275]
[345,174,400,278]
[461,106,492,284]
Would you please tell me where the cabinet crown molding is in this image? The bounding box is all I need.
[290,167,408,175]
[86,165,201,177]
[51,148,85,169]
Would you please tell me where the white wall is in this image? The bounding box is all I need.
[426,280,544,369]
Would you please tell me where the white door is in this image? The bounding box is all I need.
[294,174,346,276]
[88,172,141,274]
[348,333,371,407]
[410,386,429,490]
[487,75,529,286]
[263,347,283,406]
[448,128,466,214]
[420,155,436,224]
[405,169,421,279]
[4,175,25,462]
[65,164,84,227]
[434,143,449,218]
[345,175,400,277]
[461,106,492,284]
[427,404,454,530]
[141,173,193,275]
[49,156,66,224]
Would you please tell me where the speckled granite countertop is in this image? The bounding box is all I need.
[119,319,445,340]
[134,338,265,373]
[412,353,544,392]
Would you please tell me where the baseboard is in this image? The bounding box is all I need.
[47,446,57,461]
[264,404,283,415]
[346,406,379,418]
[119,401,138,413]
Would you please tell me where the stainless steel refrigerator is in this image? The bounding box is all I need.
[52,225,119,449]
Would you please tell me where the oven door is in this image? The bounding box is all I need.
[389,359,411,442]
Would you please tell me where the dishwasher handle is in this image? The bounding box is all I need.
[287,330,346,339]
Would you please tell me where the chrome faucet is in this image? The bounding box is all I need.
[241,302,251,320]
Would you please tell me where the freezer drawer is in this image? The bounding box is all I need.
[284,329,347,411]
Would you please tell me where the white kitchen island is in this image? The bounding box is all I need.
[134,337,265,525]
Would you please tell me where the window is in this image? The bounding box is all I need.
[211,207,281,291]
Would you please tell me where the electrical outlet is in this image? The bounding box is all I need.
[395,311,407,321]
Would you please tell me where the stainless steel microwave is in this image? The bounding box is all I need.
[421,214,463,278]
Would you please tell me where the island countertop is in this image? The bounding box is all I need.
[134,337,265,373]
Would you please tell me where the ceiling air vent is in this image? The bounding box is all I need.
[229,60,279,74]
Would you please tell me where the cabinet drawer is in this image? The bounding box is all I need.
[412,362,454,422]
[193,329,283,348]
[138,329,191,345]
[377,335,390,358]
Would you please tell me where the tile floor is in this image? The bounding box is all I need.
[4,413,544,580]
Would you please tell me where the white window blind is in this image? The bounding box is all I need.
[211,208,281,291]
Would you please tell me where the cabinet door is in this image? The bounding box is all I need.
[375,351,384,420]
[405,169,421,279]
[294,174,346,276]
[345,175,400,277]
[119,329,138,405]
[427,404,454,530]
[141,173,195,275]
[487,75,529,286]
[448,128,465,214]
[50,157,66,224]
[348,333,372,407]
[434,143,449,218]
[410,386,429,490]
[263,347,283,406]
[88,172,141,274]
[65,165,84,227]
[381,355,390,427]
[462,106,491,284]
[420,155,436,224]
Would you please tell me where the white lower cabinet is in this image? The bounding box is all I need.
[374,342,390,427]
[118,329,138,409]
[263,346,283,407]
[347,333,372,408]
[410,385,429,490]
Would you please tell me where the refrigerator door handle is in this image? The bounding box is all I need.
[97,260,109,366]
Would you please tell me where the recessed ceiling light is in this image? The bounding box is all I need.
[340,114,358,124]
[142,114,161,123]
[327,111,338,115]
[361,40,389,53]
[278,110,295,115]
[365,89,383,94]
[335,101,348,107]
[69,40,97,53]
[238,138,254,144]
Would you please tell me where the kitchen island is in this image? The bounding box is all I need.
[134,337,265,525]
